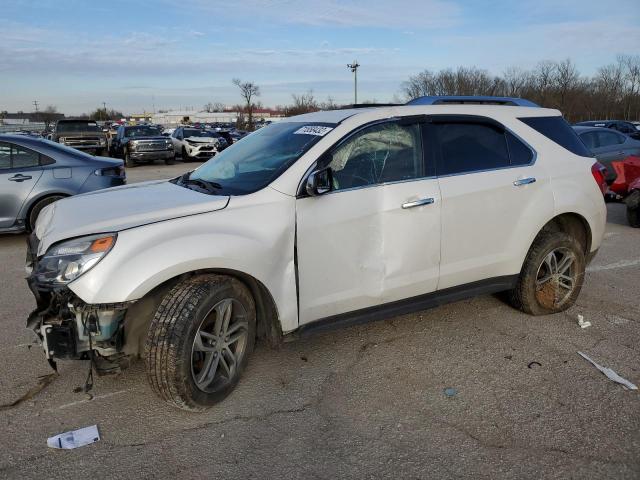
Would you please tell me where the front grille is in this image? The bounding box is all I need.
[198,146,214,151]
[135,142,168,152]
[63,137,102,147]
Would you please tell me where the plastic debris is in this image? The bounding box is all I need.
[443,388,457,397]
[47,425,100,450]
[528,361,542,369]
[578,352,638,390]
[577,314,591,329]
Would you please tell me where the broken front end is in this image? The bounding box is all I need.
[26,233,133,373]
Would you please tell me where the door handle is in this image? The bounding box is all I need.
[402,197,435,209]
[513,177,536,187]
[8,174,32,182]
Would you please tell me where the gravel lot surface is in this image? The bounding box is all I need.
[0,163,638,479]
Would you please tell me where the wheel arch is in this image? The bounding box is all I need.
[23,191,72,231]
[123,268,282,357]
[529,212,592,258]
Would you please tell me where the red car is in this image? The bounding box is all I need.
[609,156,640,227]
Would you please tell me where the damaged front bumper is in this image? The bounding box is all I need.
[26,234,133,368]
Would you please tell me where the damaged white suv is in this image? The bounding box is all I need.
[26,96,606,411]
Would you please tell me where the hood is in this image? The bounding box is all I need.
[35,180,229,255]
[185,136,219,144]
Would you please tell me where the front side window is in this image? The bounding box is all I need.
[435,122,510,175]
[184,122,335,195]
[327,122,423,191]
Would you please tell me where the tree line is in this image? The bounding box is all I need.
[401,55,640,122]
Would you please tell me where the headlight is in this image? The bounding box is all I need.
[99,138,106,145]
[33,234,116,285]
[58,137,66,143]
[128,141,137,151]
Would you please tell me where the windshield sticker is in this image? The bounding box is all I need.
[293,125,333,136]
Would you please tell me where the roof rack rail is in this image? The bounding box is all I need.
[406,96,539,107]
[338,103,402,109]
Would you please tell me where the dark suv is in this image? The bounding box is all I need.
[111,125,175,167]
[50,119,108,155]
[575,120,640,140]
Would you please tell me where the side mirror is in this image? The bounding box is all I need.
[306,168,332,196]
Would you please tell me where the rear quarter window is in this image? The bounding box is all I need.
[519,116,592,157]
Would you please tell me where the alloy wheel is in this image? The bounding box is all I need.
[534,247,577,309]
[191,298,249,393]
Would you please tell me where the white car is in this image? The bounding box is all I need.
[170,126,222,161]
[26,96,606,411]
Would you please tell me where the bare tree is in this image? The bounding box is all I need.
[40,105,59,129]
[203,102,225,113]
[232,78,260,129]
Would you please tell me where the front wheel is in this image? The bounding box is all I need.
[124,150,136,168]
[144,275,256,411]
[508,231,585,315]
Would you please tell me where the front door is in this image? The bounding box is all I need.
[296,119,441,324]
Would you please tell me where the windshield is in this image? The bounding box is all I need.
[57,121,100,133]
[125,126,162,138]
[184,122,335,195]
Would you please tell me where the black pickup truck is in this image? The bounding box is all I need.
[50,119,108,155]
[110,124,175,167]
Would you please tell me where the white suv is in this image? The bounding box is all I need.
[26,97,606,411]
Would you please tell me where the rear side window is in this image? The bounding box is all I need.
[433,122,532,175]
[580,131,598,149]
[519,116,592,157]
[0,141,48,169]
[597,130,625,147]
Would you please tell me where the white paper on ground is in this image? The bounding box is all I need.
[47,425,100,449]
[578,352,638,390]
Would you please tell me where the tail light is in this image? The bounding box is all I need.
[591,162,607,195]
[95,166,126,177]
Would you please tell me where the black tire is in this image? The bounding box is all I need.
[626,191,640,228]
[182,147,191,162]
[508,231,585,315]
[27,195,64,232]
[144,275,256,411]
[124,150,136,168]
[165,156,175,165]
[95,148,104,156]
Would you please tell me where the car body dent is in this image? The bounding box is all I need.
[67,187,298,332]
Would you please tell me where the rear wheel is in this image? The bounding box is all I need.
[509,231,585,315]
[28,195,64,232]
[182,147,191,162]
[144,275,256,411]
[626,190,640,228]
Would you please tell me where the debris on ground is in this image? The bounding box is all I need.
[577,314,592,329]
[0,373,58,411]
[47,425,100,450]
[443,388,457,397]
[578,352,638,390]
[528,361,542,369]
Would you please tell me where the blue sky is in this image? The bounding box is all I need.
[1,0,639,114]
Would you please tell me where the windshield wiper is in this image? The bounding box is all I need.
[174,171,223,193]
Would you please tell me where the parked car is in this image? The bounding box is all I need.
[605,155,640,227]
[170,127,223,161]
[50,119,108,155]
[0,134,125,233]
[572,126,640,182]
[26,96,606,411]
[574,120,640,140]
[105,122,120,152]
[111,125,174,167]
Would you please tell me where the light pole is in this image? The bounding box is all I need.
[347,60,360,104]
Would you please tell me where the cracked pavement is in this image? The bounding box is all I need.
[0,163,639,479]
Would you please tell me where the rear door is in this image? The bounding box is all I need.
[0,142,44,228]
[296,119,442,324]
[431,116,554,289]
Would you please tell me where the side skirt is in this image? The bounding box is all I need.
[288,275,518,340]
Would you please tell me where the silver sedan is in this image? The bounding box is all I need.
[0,134,126,233]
